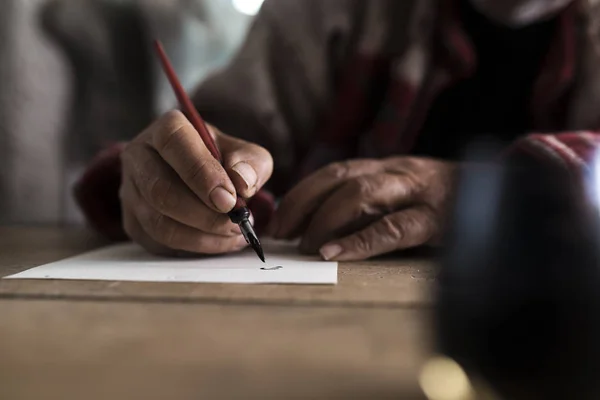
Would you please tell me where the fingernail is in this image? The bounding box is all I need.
[232,162,258,191]
[320,244,343,261]
[210,187,236,212]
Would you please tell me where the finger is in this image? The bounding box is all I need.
[121,183,176,257]
[122,143,239,236]
[148,110,237,213]
[272,159,385,239]
[319,206,437,261]
[122,203,177,257]
[121,174,247,254]
[135,199,248,254]
[216,126,274,199]
[124,205,232,258]
[300,173,420,253]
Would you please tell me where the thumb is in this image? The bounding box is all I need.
[209,125,274,199]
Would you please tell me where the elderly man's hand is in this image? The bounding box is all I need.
[120,110,273,256]
[270,157,458,261]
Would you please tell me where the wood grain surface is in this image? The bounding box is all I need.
[0,226,438,399]
[0,226,437,307]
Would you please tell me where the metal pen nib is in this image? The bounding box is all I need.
[239,220,265,262]
[228,205,265,263]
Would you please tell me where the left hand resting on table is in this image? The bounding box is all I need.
[269,157,458,261]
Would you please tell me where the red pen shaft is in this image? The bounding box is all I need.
[154,39,247,210]
[153,40,264,262]
[153,40,222,162]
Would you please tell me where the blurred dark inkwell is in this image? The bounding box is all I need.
[433,143,600,399]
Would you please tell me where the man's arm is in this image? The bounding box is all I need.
[74,0,357,240]
[266,131,600,261]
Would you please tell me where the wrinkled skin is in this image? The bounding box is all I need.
[470,0,574,27]
[119,0,575,261]
[120,110,273,256]
[270,157,458,261]
[121,110,458,261]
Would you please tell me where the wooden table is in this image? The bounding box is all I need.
[0,226,437,400]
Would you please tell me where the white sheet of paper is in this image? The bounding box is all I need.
[4,240,337,285]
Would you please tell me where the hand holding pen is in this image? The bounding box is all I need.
[119,42,273,259]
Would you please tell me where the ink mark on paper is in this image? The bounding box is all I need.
[261,266,283,271]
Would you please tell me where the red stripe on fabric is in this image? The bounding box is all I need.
[517,136,572,170]
[372,79,418,150]
[438,0,477,79]
[396,0,476,154]
[508,140,565,166]
[74,143,127,241]
[298,54,391,177]
[397,69,452,153]
[536,135,583,172]
[553,132,600,164]
[530,2,577,129]
[320,55,390,145]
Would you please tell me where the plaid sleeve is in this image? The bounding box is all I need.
[73,143,127,241]
[74,145,276,241]
[505,132,600,175]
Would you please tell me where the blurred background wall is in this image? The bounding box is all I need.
[0,0,262,225]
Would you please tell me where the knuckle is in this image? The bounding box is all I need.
[406,174,426,195]
[184,157,213,183]
[353,231,375,255]
[153,111,188,152]
[378,215,406,242]
[324,161,351,179]
[347,177,388,219]
[357,202,383,219]
[155,125,187,155]
[386,156,414,170]
[162,110,187,130]
[350,176,376,197]
[393,173,420,199]
[138,204,176,247]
